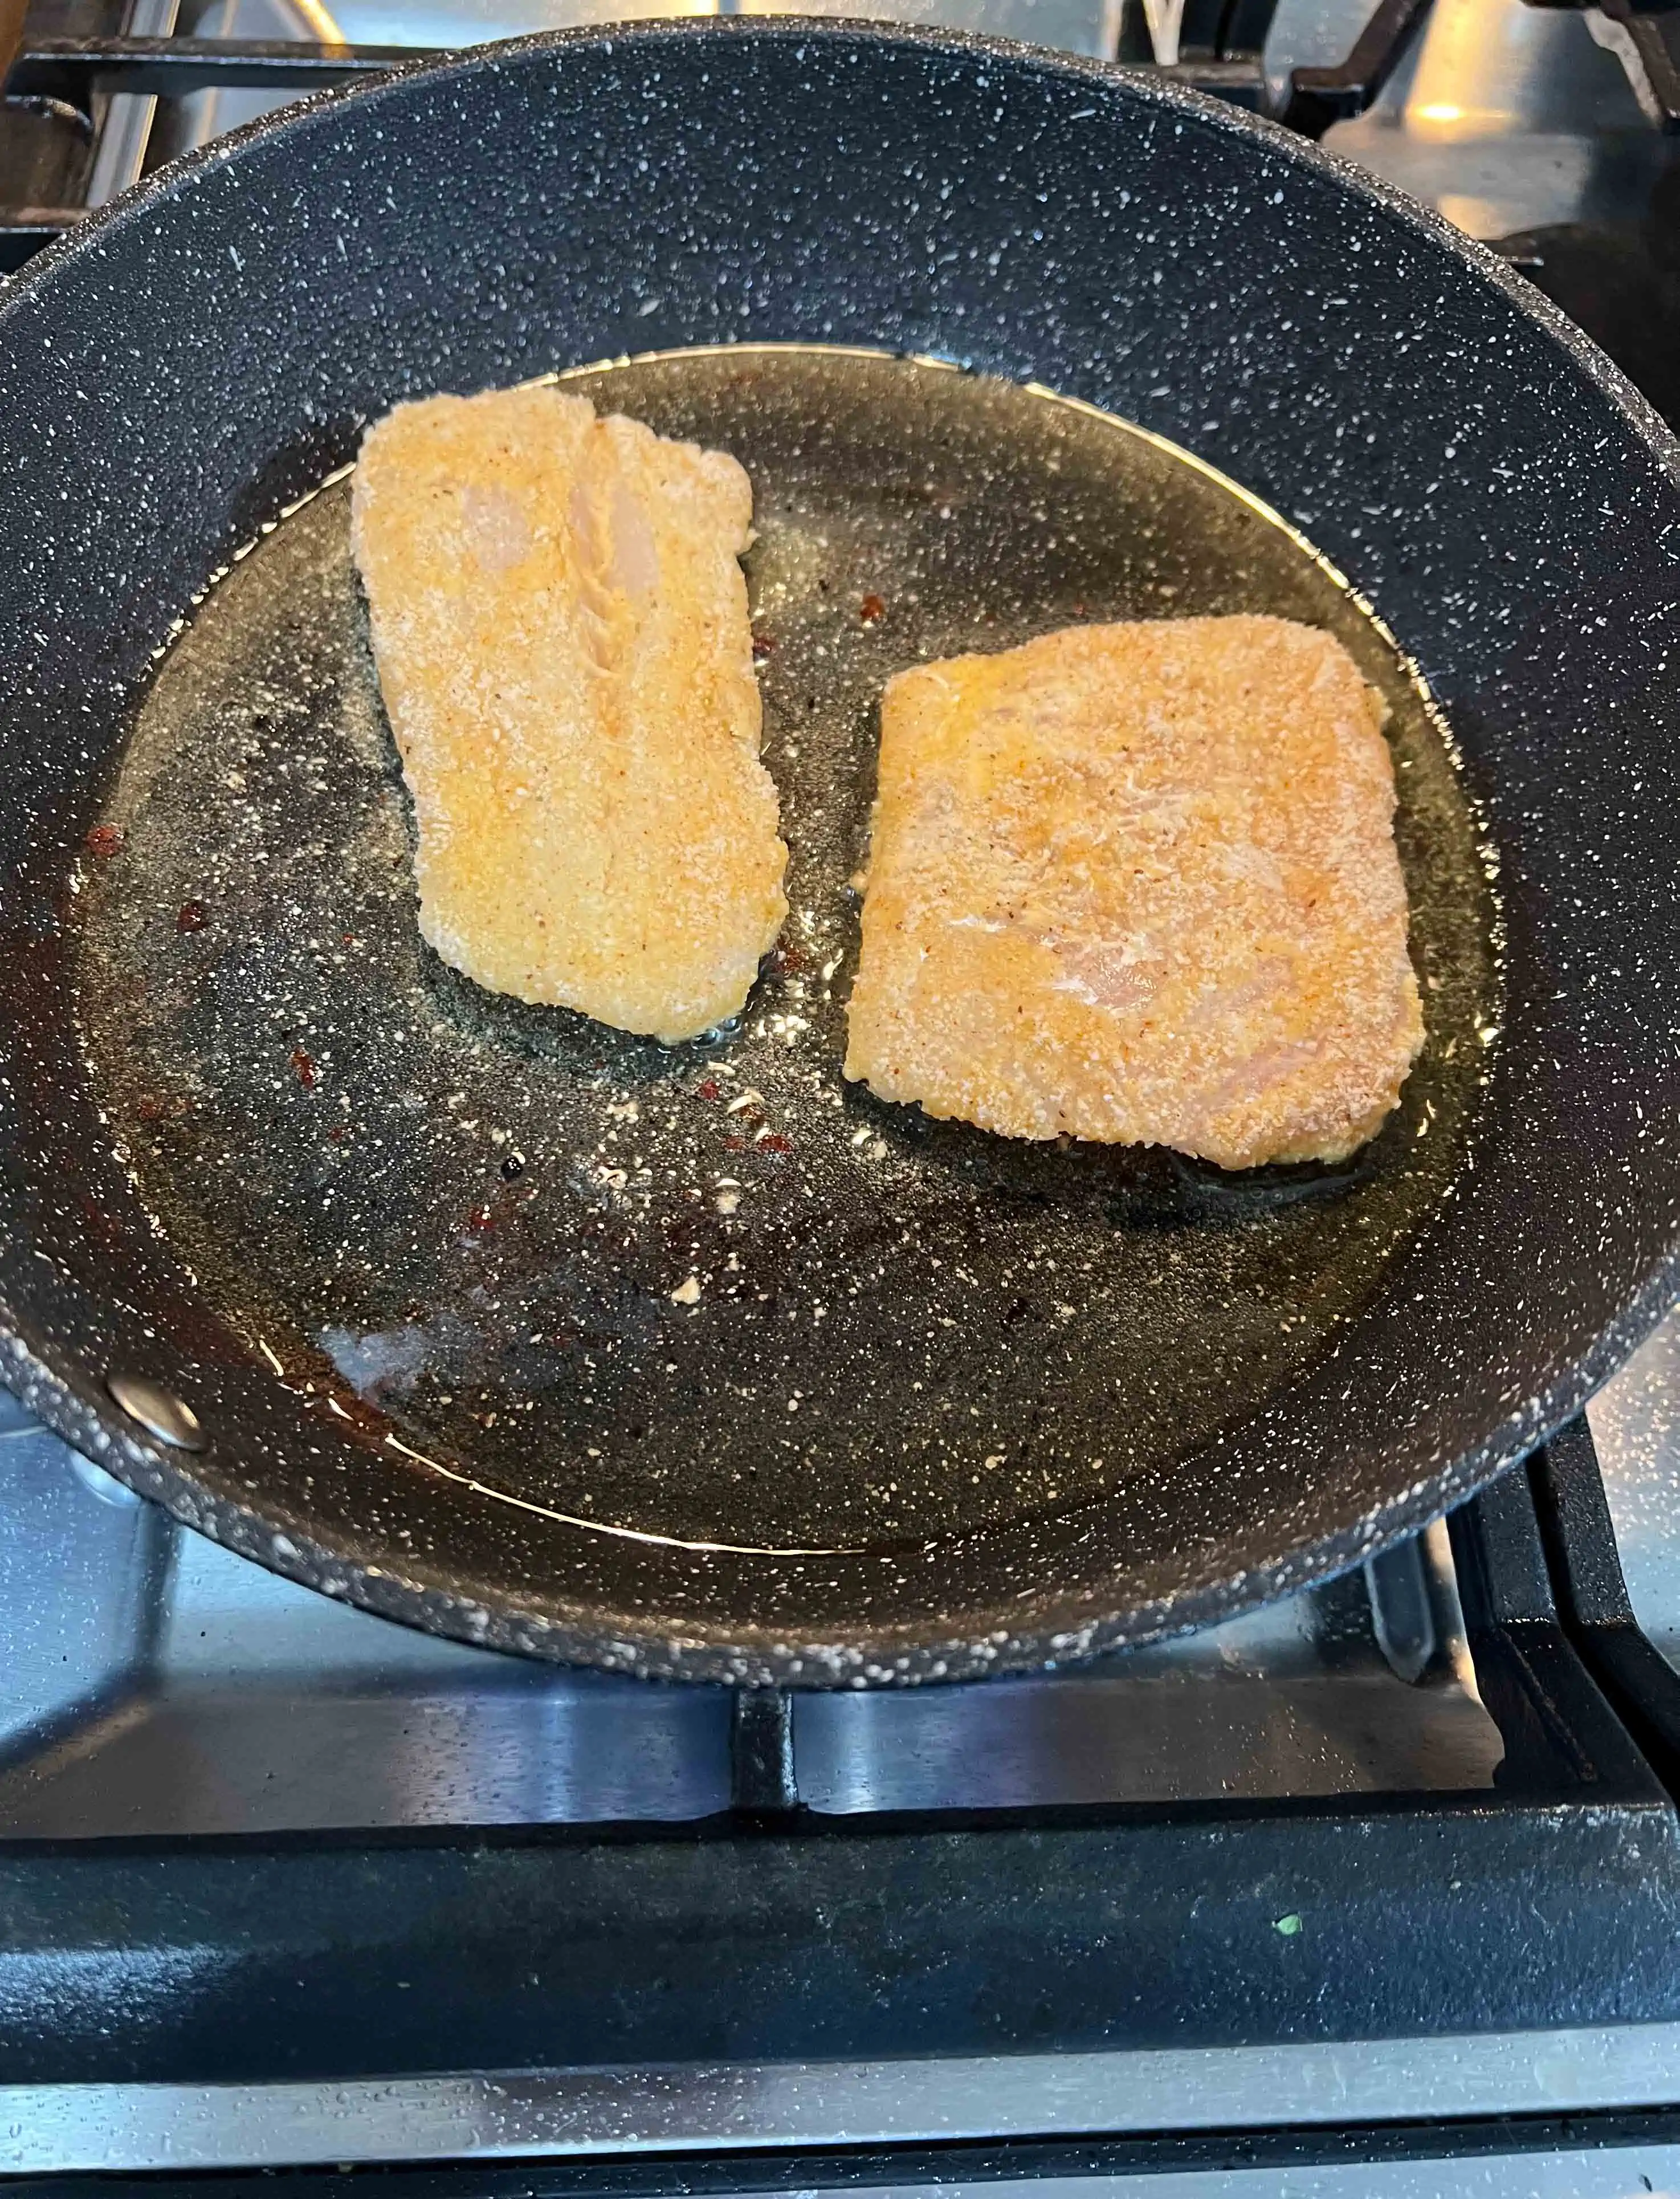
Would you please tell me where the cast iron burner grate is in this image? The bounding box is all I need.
[6,1417,1680,2183]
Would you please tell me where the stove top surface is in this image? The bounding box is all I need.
[4,0,1680,2181]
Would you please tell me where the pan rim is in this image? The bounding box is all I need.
[5,15,1680,1684]
[10,15,1680,502]
[5,1248,1677,1684]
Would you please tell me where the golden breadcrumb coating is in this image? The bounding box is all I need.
[845,614,1422,1169]
[352,384,787,1044]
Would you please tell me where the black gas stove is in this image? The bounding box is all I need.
[7,1410,1680,2190]
[6,0,1680,2188]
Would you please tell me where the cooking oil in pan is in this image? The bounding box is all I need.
[74,346,1499,1553]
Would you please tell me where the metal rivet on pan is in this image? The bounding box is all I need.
[106,1373,207,1452]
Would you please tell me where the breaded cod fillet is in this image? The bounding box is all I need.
[352,384,787,1044]
[844,614,1423,1169]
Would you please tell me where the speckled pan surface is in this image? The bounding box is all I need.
[1,20,1678,1684]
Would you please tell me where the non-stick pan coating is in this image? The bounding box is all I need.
[73,347,1495,1554]
[1,22,1678,1681]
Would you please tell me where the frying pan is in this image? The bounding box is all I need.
[2,19,1679,1687]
